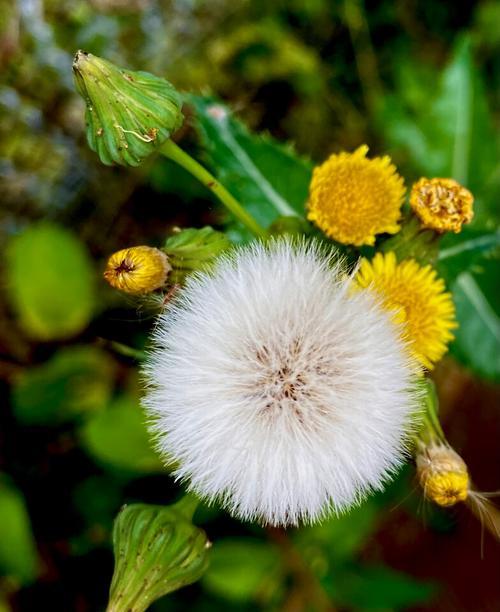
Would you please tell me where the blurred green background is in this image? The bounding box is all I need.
[1,1,499,610]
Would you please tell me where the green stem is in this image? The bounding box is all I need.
[160,140,268,239]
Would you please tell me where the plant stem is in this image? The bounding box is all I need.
[159,140,268,239]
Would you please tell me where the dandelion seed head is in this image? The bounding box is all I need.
[143,240,419,526]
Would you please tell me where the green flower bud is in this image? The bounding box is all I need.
[107,498,210,612]
[73,51,184,167]
[164,226,232,284]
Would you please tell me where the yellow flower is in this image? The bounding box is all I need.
[410,177,474,233]
[307,145,406,246]
[354,252,456,370]
[104,246,171,294]
[416,444,469,507]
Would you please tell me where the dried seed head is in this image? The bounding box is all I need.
[410,177,474,233]
[143,239,419,526]
[104,246,170,294]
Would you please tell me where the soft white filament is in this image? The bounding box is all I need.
[143,240,418,526]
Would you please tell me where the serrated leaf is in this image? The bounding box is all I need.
[451,270,500,381]
[6,223,96,340]
[80,396,163,473]
[0,477,40,584]
[12,346,114,425]
[191,95,312,236]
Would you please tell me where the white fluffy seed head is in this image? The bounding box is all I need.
[142,239,419,526]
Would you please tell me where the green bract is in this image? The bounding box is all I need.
[73,51,184,166]
[108,499,209,612]
[164,226,232,283]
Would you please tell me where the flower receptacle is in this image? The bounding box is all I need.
[73,51,184,167]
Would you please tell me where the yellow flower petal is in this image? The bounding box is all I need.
[354,252,457,370]
[307,145,406,246]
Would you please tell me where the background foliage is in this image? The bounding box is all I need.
[0,1,499,610]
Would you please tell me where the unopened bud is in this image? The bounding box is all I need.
[107,498,210,612]
[410,178,474,234]
[73,51,183,166]
[104,246,170,294]
[416,443,469,507]
[164,226,231,283]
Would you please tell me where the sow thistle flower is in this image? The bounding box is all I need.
[143,240,419,526]
[307,145,406,246]
[410,177,474,234]
[354,252,456,370]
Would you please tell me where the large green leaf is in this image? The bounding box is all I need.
[202,538,283,603]
[80,396,163,473]
[6,223,96,340]
[379,37,498,227]
[0,477,40,584]
[190,95,312,235]
[12,346,114,425]
[437,228,500,282]
[330,565,436,609]
[294,499,379,564]
[451,269,500,382]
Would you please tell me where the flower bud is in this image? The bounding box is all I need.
[107,498,210,612]
[104,246,170,294]
[73,51,183,166]
[164,226,231,283]
[410,177,474,234]
[416,443,469,507]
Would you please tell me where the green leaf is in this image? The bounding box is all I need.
[331,565,436,609]
[80,396,164,473]
[191,95,312,234]
[451,270,500,381]
[202,538,283,603]
[379,37,498,227]
[12,346,114,425]
[6,223,96,340]
[294,499,379,563]
[437,228,500,282]
[0,477,39,584]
